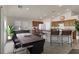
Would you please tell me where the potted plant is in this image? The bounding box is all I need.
[75,21,79,31]
[75,21,79,39]
[6,24,15,40]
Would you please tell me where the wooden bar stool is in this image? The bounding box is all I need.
[50,29,60,45]
[61,30,72,46]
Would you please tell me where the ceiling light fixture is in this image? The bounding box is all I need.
[18,5,23,8]
[18,5,30,11]
[40,17,42,19]
[0,6,3,8]
[66,9,71,11]
[58,5,63,7]
[26,8,30,10]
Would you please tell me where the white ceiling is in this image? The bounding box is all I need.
[2,5,79,19]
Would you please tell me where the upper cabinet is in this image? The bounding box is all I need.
[32,21,43,27]
[32,20,43,34]
[51,19,76,27]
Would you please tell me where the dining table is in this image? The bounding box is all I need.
[17,34,45,54]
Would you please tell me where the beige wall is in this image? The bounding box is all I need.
[0,7,1,53]
[7,16,32,30]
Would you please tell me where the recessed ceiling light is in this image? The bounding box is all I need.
[40,17,42,19]
[26,8,30,10]
[66,9,70,11]
[58,5,63,7]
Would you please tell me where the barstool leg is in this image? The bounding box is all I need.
[68,36,72,47]
[50,35,52,46]
[57,36,59,46]
[61,36,63,46]
[70,36,72,47]
[67,36,69,44]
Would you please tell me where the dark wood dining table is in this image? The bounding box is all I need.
[18,35,45,47]
[17,34,45,54]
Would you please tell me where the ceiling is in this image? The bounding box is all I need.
[2,5,79,19]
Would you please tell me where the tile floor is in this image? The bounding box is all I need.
[43,39,79,54]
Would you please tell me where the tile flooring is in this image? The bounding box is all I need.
[43,39,79,54]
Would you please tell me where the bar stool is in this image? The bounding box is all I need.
[61,30,72,46]
[50,29,60,45]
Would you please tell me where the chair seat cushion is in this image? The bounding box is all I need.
[15,43,21,49]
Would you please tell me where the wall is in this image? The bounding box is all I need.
[43,18,51,42]
[43,18,51,30]
[0,8,6,54]
[7,16,32,31]
[0,7,1,53]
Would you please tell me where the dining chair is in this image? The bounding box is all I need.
[12,31,28,54]
[27,39,45,54]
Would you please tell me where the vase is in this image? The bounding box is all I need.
[8,36,12,40]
